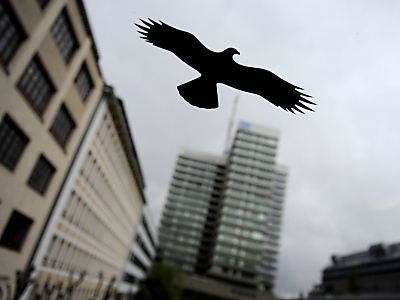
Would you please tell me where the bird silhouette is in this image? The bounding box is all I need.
[135,19,315,113]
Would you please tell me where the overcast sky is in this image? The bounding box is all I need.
[84,1,400,297]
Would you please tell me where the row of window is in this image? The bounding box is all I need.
[174,170,216,185]
[236,130,278,145]
[162,247,197,263]
[232,145,275,161]
[228,179,271,195]
[178,156,220,171]
[224,197,269,213]
[228,169,272,184]
[162,215,203,229]
[176,163,219,178]
[80,151,132,233]
[159,225,202,240]
[96,112,138,208]
[213,254,258,270]
[161,237,199,254]
[217,233,263,250]
[163,206,205,222]
[222,205,267,221]
[230,161,275,176]
[172,178,214,192]
[219,224,265,241]
[215,244,261,261]
[62,190,127,252]
[166,199,208,215]
[220,214,266,232]
[168,193,209,209]
[225,187,269,201]
[170,184,213,198]
[159,231,200,248]
[43,235,118,277]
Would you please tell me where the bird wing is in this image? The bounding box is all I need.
[135,19,213,72]
[222,63,315,114]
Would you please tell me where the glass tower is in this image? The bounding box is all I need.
[158,121,287,292]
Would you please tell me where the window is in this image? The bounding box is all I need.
[0,115,29,170]
[75,63,93,101]
[28,155,56,194]
[18,56,55,116]
[0,210,33,251]
[50,104,75,147]
[123,273,136,284]
[129,253,148,272]
[51,9,78,63]
[37,0,50,9]
[136,235,151,259]
[0,1,26,67]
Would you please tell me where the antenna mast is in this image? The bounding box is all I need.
[224,95,239,153]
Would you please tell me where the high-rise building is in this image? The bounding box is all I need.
[29,86,147,299]
[158,121,287,300]
[0,0,103,292]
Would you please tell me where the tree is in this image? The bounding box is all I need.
[134,263,185,300]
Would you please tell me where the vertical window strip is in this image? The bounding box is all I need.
[51,9,78,63]
[75,63,93,101]
[0,2,26,66]
[50,104,76,147]
[18,56,55,116]
[27,155,56,194]
[0,115,29,170]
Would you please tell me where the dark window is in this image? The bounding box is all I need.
[50,104,75,147]
[0,210,33,251]
[18,56,55,116]
[0,1,26,67]
[123,273,136,284]
[136,235,151,260]
[28,155,56,195]
[0,114,29,170]
[75,63,93,101]
[37,0,50,9]
[129,253,148,272]
[142,215,156,249]
[51,9,78,63]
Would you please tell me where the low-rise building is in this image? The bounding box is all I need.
[322,242,400,295]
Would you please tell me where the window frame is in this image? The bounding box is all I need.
[0,114,29,171]
[51,8,79,64]
[17,55,55,116]
[0,1,27,69]
[0,210,34,252]
[27,154,56,195]
[50,103,76,148]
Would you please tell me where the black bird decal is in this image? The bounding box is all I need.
[135,19,315,113]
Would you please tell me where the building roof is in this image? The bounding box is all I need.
[326,242,400,270]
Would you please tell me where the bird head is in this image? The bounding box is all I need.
[223,47,240,57]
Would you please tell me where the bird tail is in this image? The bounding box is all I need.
[177,76,219,109]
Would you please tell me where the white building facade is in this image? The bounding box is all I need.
[30,86,146,299]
